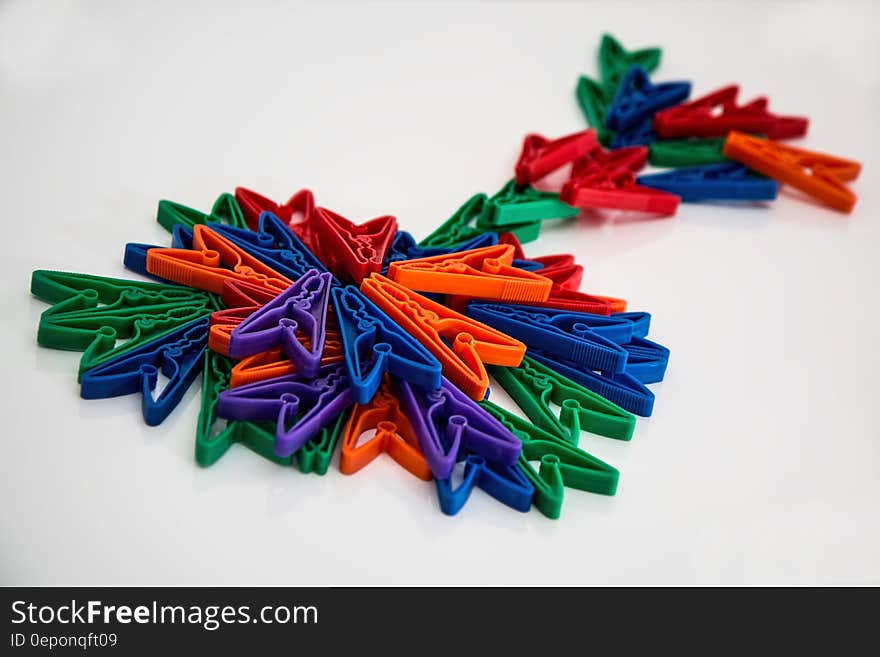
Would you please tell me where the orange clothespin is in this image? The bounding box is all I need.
[229,332,345,387]
[146,224,291,295]
[339,376,432,480]
[723,132,861,213]
[387,244,552,303]
[360,274,525,400]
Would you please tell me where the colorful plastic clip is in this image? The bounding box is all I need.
[490,356,636,443]
[361,274,526,400]
[387,244,552,303]
[480,401,619,518]
[723,131,861,213]
[648,137,730,168]
[514,129,598,186]
[311,207,397,283]
[339,376,433,480]
[478,179,579,230]
[434,454,534,515]
[598,33,662,94]
[418,193,490,248]
[227,270,333,380]
[654,85,808,140]
[234,187,315,232]
[80,316,208,425]
[156,193,248,233]
[605,66,691,133]
[332,285,442,404]
[637,163,778,202]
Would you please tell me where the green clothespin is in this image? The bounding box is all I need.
[480,400,619,518]
[195,351,350,473]
[489,355,636,443]
[598,33,662,94]
[647,136,771,168]
[576,75,614,146]
[156,192,248,233]
[30,270,216,377]
[478,179,579,228]
[417,193,490,248]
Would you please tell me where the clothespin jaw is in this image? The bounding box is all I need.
[339,377,433,480]
[229,328,345,387]
[514,129,599,186]
[434,455,534,515]
[396,377,523,480]
[466,303,630,374]
[146,224,292,295]
[598,33,662,93]
[331,285,442,405]
[387,244,552,303]
[480,401,619,518]
[609,117,657,148]
[489,355,636,443]
[234,187,315,231]
[227,270,333,379]
[311,207,397,283]
[418,193,490,248]
[723,131,861,212]
[216,363,355,458]
[361,274,526,400]
[637,163,779,202]
[605,66,691,133]
[156,193,248,233]
[621,336,670,384]
[653,85,809,140]
[576,76,614,146]
[79,316,209,426]
[478,179,579,230]
[529,254,584,291]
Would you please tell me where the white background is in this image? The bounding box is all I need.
[2,0,878,585]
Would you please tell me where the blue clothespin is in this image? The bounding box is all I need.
[605,66,691,132]
[122,242,171,283]
[636,163,779,202]
[610,116,658,148]
[227,269,333,377]
[466,302,632,374]
[171,224,194,249]
[621,336,669,384]
[79,316,209,426]
[435,454,534,516]
[610,311,652,339]
[331,285,442,404]
[396,377,523,480]
[528,348,655,416]
[209,211,331,282]
[216,363,355,458]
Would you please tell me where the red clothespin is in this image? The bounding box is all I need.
[447,287,625,316]
[531,254,584,291]
[723,132,860,212]
[497,232,528,260]
[310,207,397,284]
[220,280,280,308]
[234,187,315,231]
[360,274,526,400]
[653,85,809,140]
[146,225,291,296]
[560,145,679,216]
[515,129,599,185]
[387,244,552,303]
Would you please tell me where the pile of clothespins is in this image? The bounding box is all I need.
[29,34,859,519]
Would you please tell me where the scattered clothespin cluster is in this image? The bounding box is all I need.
[31,32,856,519]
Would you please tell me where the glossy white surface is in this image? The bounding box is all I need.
[1,0,878,585]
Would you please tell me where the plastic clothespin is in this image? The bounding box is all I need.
[723,132,861,213]
[217,363,355,458]
[30,270,215,376]
[654,85,808,140]
[219,279,279,308]
[229,331,345,388]
[605,66,691,133]
[396,377,523,480]
[434,454,534,515]
[529,254,583,291]
[310,207,397,284]
[79,316,208,426]
[479,401,619,519]
[528,348,655,417]
[466,302,630,374]
[156,193,248,233]
[361,274,526,400]
[621,336,670,384]
[417,193,490,248]
[209,211,331,283]
[576,76,614,146]
[561,145,680,215]
[227,270,333,379]
[609,116,658,148]
[339,376,433,480]
[637,163,779,202]
[146,224,292,295]
[478,179,579,229]
[385,230,494,273]
[598,33,662,93]
[489,355,636,443]
[331,285,442,405]
[648,137,730,168]
[387,244,552,303]
[514,129,599,186]
[234,187,315,232]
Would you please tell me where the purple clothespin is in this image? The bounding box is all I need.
[395,377,523,480]
[227,268,332,378]
[217,363,354,457]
